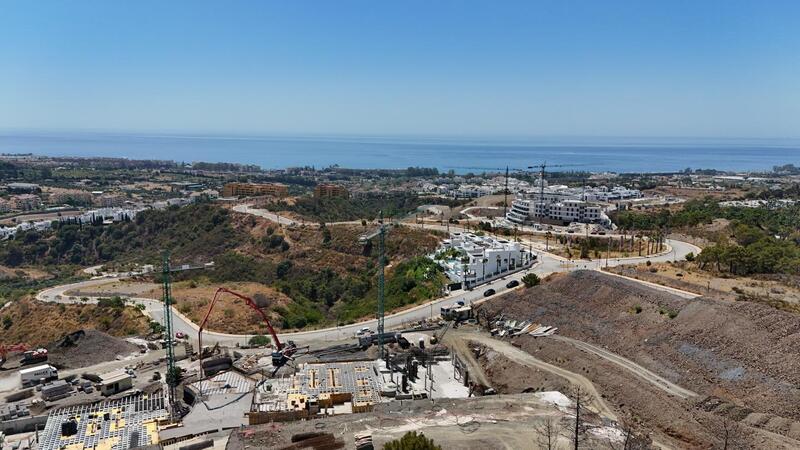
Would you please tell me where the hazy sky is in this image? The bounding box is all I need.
[2,0,799,138]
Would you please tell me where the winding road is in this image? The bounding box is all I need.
[35,205,700,349]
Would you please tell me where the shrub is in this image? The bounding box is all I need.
[521,273,541,287]
[685,252,695,262]
[2,315,12,330]
[646,260,652,266]
[383,431,442,450]
[633,305,643,314]
[97,296,125,309]
[248,334,271,347]
[149,321,164,334]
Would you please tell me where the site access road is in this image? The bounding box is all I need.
[35,207,699,348]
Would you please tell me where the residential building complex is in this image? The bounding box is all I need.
[222,182,288,198]
[314,183,349,198]
[506,195,606,225]
[505,181,639,226]
[431,232,535,288]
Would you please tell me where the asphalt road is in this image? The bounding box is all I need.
[35,208,700,348]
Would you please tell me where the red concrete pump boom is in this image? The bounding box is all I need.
[198,287,289,377]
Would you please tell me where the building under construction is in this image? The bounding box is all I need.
[38,393,169,450]
[249,360,382,424]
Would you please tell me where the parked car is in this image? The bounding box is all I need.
[175,331,187,339]
[354,327,372,338]
[483,288,496,297]
[506,280,520,288]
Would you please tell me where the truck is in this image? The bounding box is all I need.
[19,364,58,388]
[21,348,48,365]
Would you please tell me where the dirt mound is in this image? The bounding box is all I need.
[477,270,800,445]
[46,329,140,369]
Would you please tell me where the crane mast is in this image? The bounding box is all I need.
[161,253,179,418]
[359,211,388,361]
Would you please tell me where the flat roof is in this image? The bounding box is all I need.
[19,364,55,374]
[99,369,131,385]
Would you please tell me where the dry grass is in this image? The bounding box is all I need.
[144,281,293,335]
[609,261,800,306]
[0,298,149,347]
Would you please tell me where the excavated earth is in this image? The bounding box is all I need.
[476,270,800,449]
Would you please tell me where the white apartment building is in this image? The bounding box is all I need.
[506,193,605,226]
[451,184,493,199]
[431,232,535,288]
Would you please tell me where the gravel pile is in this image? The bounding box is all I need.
[46,329,141,369]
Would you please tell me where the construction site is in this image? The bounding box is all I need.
[4,233,800,449]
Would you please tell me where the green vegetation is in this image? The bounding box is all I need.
[614,198,800,237]
[0,270,84,307]
[433,247,463,261]
[521,273,540,287]
[614,198,800,275]
[0,203,243,268]
[248,334,271,346]
[272,193,461,222]
[383,431,442,450]
[658,307,679,319]
[200,251,444,328]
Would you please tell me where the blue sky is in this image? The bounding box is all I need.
[1,0,799,138]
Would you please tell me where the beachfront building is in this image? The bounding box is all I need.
[431,232,535,288]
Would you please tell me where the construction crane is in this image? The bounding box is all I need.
[197,287,308,377]
[160,254,180,418]
[160,254,212,418]
[503,166,509,216]
[358,211,389,361]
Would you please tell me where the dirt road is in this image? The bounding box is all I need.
[550,335,698,399]
[457,331,618,422]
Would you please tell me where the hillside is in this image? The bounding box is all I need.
[0,298,149,347]
[180,217,447,330]
[477,270,800,447]
[1,202,446,336]
[269,193,463,223]
[0,202,244,270]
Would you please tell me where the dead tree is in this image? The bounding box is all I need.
[605,419,652,450]
[568,386,593,449]
[534,417,561,450]
[716,417,744,450]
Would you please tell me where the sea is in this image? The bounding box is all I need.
[1,132,799,174]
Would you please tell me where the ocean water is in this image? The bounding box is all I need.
[0,132,798,174]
